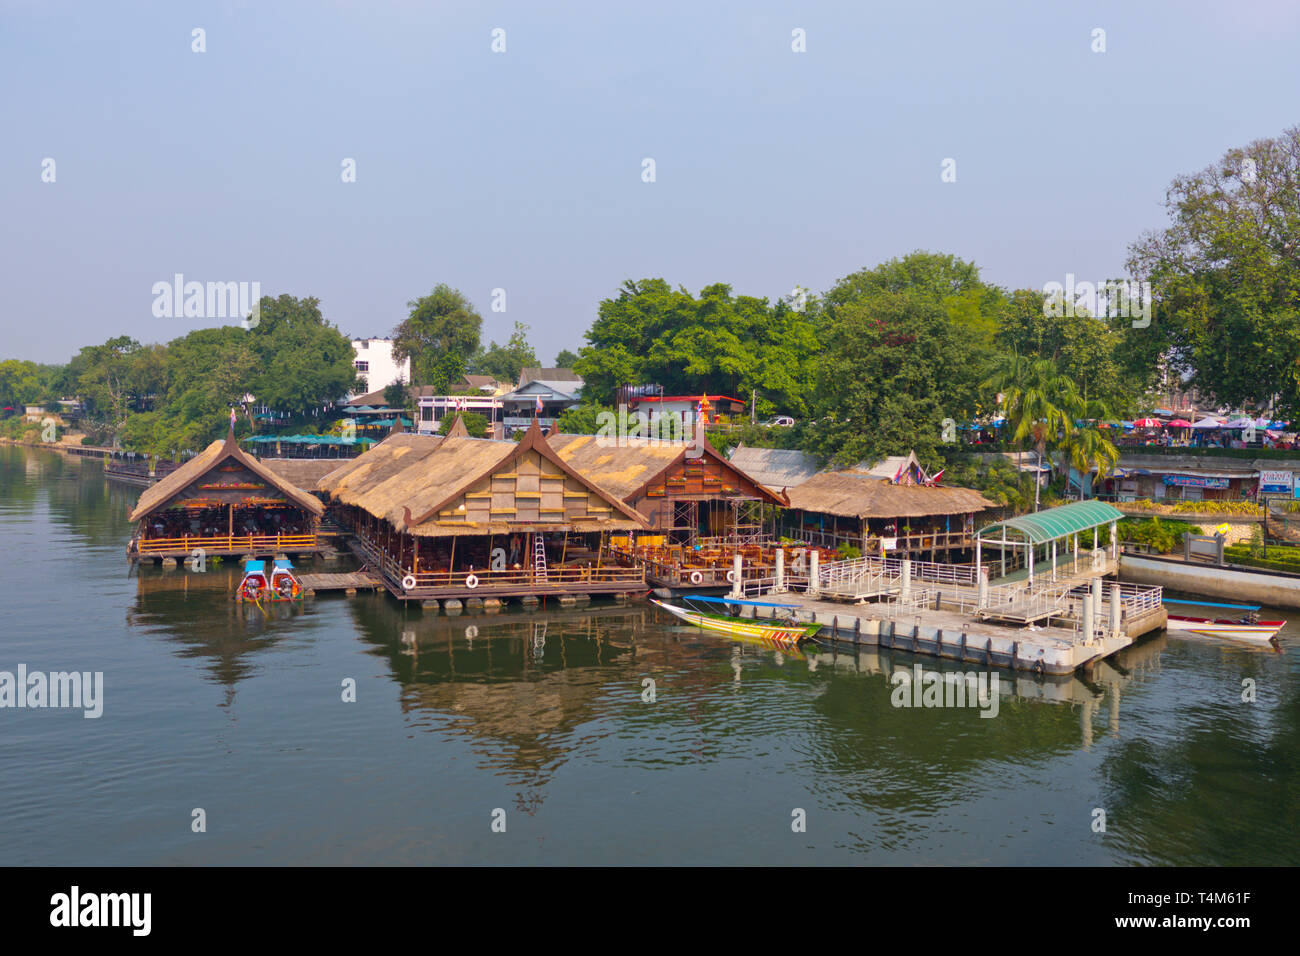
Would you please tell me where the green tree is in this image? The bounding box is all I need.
[805,252,1002,466]
[472,321,538,384]
[393,284,483,392]
[438,411,488,438]
[1128,125,1300,418]
[0,359,42,411]
[554,348,579,368]
[246,295,359,414]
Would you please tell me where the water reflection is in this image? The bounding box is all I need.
[130,563,315,703]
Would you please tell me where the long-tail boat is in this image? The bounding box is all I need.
[651,595,822,646]
[237,559,305,603]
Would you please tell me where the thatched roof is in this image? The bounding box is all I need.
[316,421,646,536]
[547,435,685,499]
[128,429,325,522]
[259,458,345,493]
[783,470,993,519]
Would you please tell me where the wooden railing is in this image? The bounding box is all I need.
[352,532,643,591]
[136,533,318,555]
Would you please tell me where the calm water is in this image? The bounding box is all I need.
[1,445,1297,865]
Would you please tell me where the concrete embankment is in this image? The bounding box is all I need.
[1120,553,1300,608]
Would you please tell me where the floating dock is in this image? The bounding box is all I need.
[738,590,1164,676]
[297,571,384,594]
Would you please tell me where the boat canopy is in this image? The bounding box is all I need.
[243,560,266,573]
[682,594,800,609]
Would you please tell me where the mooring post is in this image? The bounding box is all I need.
[977,565,989,610]
[1110,583,1121,637]
[775,548,786,593]
[1092,575,1103,613]
[901,559,911,600]
[730,552,743,598]
[1081,591,1094,645]
[807,548,820,598]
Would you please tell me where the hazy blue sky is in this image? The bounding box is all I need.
[3,0,1299,363]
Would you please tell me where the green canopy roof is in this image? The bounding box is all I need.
[976,500,1123,544]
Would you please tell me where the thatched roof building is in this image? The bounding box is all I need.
[783,470,993,519]
[128,428,324,523]
[316,420,646,537]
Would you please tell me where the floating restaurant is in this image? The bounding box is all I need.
[314,418,648,603]
[127,425,325,563]
[774,451,995,559]
[548,432,795,591]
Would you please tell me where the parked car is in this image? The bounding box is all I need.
[766,416,795,427]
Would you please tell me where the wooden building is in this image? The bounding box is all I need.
[314,419,648,601]
[548,433,799,591]
[127,426,325,562]
[780,452,994,558]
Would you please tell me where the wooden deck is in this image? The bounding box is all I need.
[297,571,383,593]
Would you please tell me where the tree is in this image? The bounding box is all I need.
[804,252,1002,466]
[1059,425,1121,499]
[246,295,359,415]
[574,278,818,416]
[554,348,579,368]
[438,411,488,438]
[0,359,42,411]
[393,285,483,392]
[472,321,537,384]
[1128,125,1300,418]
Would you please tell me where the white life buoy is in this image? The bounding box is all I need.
[465,573,479,589]
[689,570,703,585]
[401,574,417,591]
[725,569,737,583]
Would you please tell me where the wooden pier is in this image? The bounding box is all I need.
[297,571,384,594]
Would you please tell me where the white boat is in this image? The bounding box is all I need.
[1170,608,1279,647]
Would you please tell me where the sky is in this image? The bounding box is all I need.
[3,0,1299,364]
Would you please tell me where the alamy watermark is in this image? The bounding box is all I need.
[1043,274,1151,328]
[1,665,103,718]
[151,274,261,327]
[890,664,999,718]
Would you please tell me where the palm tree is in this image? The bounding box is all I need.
[1060,425,1121,499]
[984,356,1080,511]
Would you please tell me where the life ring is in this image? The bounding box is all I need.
[401,574,417,591]
[465,573,479,589]
[725,569,737,583]
[689,570,703,585]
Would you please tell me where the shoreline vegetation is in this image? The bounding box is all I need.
[3,127,1299,525]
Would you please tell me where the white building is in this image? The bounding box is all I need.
[349,338,410,397]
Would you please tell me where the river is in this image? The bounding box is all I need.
[1,445,1296,865]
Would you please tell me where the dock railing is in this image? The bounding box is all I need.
[136,533,318,555]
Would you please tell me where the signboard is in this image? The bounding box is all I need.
[1260,470,1292,494]
[1163,474,1229,489]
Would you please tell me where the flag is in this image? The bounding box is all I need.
[892,462,905,483]
[230,407,237,428]
[535,394,544,415]
[928,469,944,486]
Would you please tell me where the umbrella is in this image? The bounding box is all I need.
[1190,418,1225,429]
[1165,419,1193,427]
[1133,417,1161,428]
[1223,417,1253,429]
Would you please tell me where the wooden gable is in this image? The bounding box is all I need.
[435,448,615,527]
[634,446,781,504]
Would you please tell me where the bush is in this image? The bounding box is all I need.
[1114,517,1204,553]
